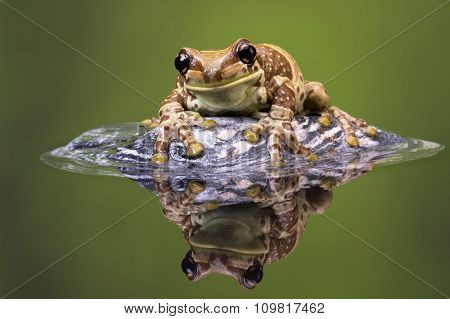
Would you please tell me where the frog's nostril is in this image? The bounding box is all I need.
[203,69,222,83]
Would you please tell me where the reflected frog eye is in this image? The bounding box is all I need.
[174,52,190,75]
[181,255,198,280]
[237,42,257,64]
[241,265,263,289]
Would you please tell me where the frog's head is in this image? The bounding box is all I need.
[174,38,263,107]
[179,209,268,289]
[181,249,264,289]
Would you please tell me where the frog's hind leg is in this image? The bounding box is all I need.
[327,106,359,147]
[303,81,376,147]
[303,81,331,113]
[329,106,377,137]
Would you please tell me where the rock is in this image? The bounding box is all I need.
[113,115,405,169]
[42,115,442,205]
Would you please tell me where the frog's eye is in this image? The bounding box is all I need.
[174,52,190,75]
[241,265,263,289]
[181,254,198,280]
[237,42,257,64]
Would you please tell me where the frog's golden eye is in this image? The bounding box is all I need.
[181,254,198,280]
[237,42,257,64]
[241,265,263,289]
[174,52,190,75]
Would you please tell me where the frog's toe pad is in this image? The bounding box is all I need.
[246,185,262,199]
[365,126,377,137]
[140,119,160,129]
[345,135,359,147]
[200,119,217,130]
[188,180,205,193]
[152,153,169,164]
[188,143,204,157]
[203,202,218,211]
[243,130,260,144]
[306,152,318,161]
[318,115,331,128]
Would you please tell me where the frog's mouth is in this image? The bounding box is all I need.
[189,217,266,255]
[186,70,262,92]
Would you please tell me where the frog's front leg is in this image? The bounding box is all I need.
[245,175,302,262]
[244,76,314,165]
[149,89,215,164]
[303,81,377,147]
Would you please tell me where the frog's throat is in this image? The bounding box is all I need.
[185,70,262,92]
[188,217,267,255]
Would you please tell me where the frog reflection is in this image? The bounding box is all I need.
[154,173,333,289]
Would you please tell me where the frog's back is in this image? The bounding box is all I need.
[256,43,305,104]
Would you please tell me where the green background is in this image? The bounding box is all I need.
[1,0,449,298]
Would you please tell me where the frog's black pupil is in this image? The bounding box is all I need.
[237,43,256,64]
[243,265,263,287]
[181,256,197,279]
[175,53,190,75]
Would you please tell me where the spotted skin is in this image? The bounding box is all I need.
[141,38,374,165]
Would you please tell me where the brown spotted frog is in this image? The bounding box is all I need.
[142,38,376,165]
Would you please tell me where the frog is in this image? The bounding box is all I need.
[141,38,376,165]
[152,171,332,288]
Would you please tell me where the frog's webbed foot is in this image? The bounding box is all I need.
[327,106,377,147]
[243,109,316,166]
[152,103,216,164]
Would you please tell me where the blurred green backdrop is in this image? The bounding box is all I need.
[1,0,449,298]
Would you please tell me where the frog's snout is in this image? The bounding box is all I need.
[203,67,222,83]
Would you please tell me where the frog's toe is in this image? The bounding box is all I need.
[152,152,169,164]
[318,115,331,128]
[140,118,160,129]
[320,179,335,190]
[203,202,218,211]
[271,159,286,167]
[200,119,216,130]
[187,142,204,157]
[243,130,260,144]
[188,180,205,193]
[345,135,359,147]
[282,125,312,160]
[246,185,262,199]
[306,152,318,161]
[365,126,377,137]
[184,111,204,126]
